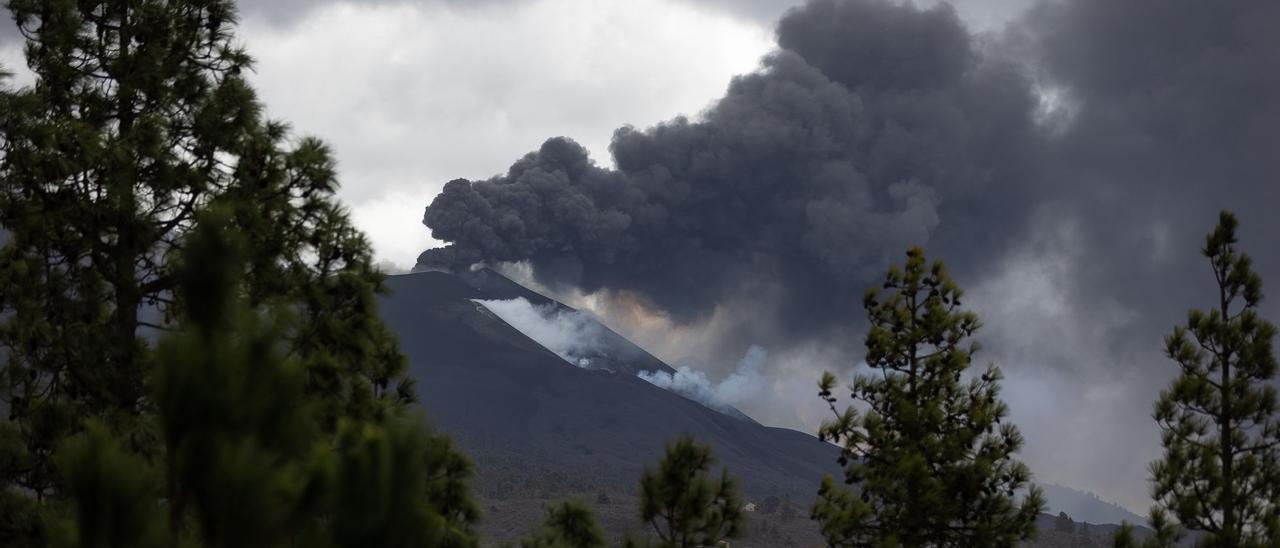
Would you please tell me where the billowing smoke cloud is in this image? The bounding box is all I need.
[639,345,773,414]
[638,367,726,411]
[423,0,1280,512]
[474,297,608,368]
[477,295,778,417]
[979,1,1280,508]
[421,0,1040,339]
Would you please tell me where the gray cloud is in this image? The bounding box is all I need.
[420,0,1041,342]
[234,0,517,26]
[0,12,20,47]
[677,0,1038,33]
[992,0,1280,397]
[674,0,801,24]
[235,0,795,29]
[232,0,1031,35]
[988,0,1280,508]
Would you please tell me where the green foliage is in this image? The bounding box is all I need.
[329,418,480,548]
[1137,211,1280,547]
[1113,509,1182,548]
[1113,523,1140,548]
[0,2,412,536]
[0,418,40,547]
[35,217,479,547]
[814,246,1044,547]
[45,421,167,548]
[638,436,744,548]
[517,500,606,548]
[151,216,323,546]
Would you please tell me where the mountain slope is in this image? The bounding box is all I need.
[1038,483,1146,527]
[379,269,1142,546]
[380,270,838,500]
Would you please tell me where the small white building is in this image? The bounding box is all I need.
[743,502,757,512]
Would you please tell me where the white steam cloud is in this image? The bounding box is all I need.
[475,296,787,419]
[474,298,607,368]
[638,345,772,414]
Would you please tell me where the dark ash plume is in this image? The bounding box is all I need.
[419,0,1041,335]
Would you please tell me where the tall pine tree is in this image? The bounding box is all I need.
[1116,212,1280,547]
[813,247,1043,547]
[0,1,413,537]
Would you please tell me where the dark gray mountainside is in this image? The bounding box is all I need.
[379,268,838,542]
[379,268,1147,546]
[439,267,687,381]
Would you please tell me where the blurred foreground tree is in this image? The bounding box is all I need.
[0,0,412,541]
[1115,212,1280,548]
[813,247,1043,547]
[43,215,478,547]
[517,500,606,548]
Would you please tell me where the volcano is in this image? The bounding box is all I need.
[381,268,839,483]
[380,268,838,543]
[378,268,1147,546]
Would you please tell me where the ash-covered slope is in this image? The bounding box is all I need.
[1037,484,1146,528]
[379,269,839,500]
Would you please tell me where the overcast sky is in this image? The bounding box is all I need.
[244,0,780,269]
[236,0,1028,270]
[4,0,1277,516]
[0,1,1029,269]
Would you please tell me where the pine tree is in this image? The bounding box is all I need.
[0,0,412,537]
[636,436,744,548]
[1116,211,1280,548]
[43,421,167,548]
[517,501,606,548]
[43,214,478,547]
[813,246,1044,547]
[148,215,324,546]
[1112,511,1181,548]
[329,418,481,548]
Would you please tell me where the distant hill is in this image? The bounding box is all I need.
[1038,483,1146,527]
